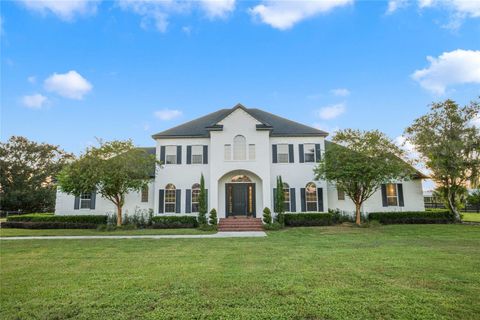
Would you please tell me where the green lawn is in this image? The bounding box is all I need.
[0,228,215,237]
[462,213,480,222]
[1,225,479,320]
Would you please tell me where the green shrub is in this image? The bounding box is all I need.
[283,213,332,227]
[152,216,198,229]
[263,207,272,224]
[368,210,455,224]
[329,208,355,224]
[1,221,98,229]
[275,212,285,226]
[7,214,107,224]
[199,224,217,231]
[209,209,218,225]
[263,221,282,230]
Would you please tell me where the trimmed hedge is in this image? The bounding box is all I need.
[368,210,455,224]
[7,214,107,224]
[1,221,98,229]
[284,213,332,227]
[151,216,198,229]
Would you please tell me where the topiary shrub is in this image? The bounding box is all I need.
[263,221,282,231]
[263,207,272,224]
[283,213,332,227]
[368,210,455,224]
[209,208,218,225]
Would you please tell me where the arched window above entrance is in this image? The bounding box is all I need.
[231,175,252,183]
[233,135,246,160]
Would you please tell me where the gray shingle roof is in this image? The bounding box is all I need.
[152,104,328,139]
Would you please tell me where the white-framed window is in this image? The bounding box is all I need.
[277,144,289,163]
[80,192,92,209]
[165,183,176,213]
[249,144,256,160]
[233,135,247,160]
[337,189,345,201]
[192,145,203,164]
[165,146,177,164]
[141,186,149,203]
[305,182,318,211]
[224,144,232,160]
[191,183,200,213]
[304,144,315,163]
[283,183,290,212]
[386,183,398,206]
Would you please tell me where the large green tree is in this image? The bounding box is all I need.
[57,140,158,226]
[315,129,415,225]
[404,99,480,221]
[0,136,72,213]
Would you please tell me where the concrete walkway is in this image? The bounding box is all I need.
[0,231,267,240]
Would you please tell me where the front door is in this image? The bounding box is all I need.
[226,183,256,217]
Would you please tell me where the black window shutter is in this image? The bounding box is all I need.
[288,144,294,163]
[185,189,191,213]
[176,146,182,164]
[317,188,324,212]
[299,144,304,163]
[90,191,96,210]
[160,146,166,164]
[290,188,296,212]
[175,189,181,213]
[74,196,80,210]
[315,144,321,162]
[381,184,388,207]
[158,189,165,213]
[300,188,306,212]
[205,189,208,211]
[273,188,277,211]
[398,184,404,207]
[203,145,208,164]
[272,145,277,163]
[186,146,192,164]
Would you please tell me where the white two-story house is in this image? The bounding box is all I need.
[55,104,425,219]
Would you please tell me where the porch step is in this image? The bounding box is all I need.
[218,218,263,232]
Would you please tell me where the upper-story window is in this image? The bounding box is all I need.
[80,192,92,209]
[304,143,316,162]
[233,135,246,160]
[277,144,289,163]
[249,144,255,160]
[386,183,398,206]
[165,146,177,164]
[337,188,345,201]
[191,145,203,164]
[224,144,232,160]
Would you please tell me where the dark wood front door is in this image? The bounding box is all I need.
[226,183,256,217]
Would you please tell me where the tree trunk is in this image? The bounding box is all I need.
[116,204,123,226]
[447,192,461,222]
[355,202,361,226]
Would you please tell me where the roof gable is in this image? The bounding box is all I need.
[152,104,328,139]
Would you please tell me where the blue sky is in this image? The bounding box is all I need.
[1,0,479,155]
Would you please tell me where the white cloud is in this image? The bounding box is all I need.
[412,49,480,95]
[27,76,36,84]
[419,0,480,17]
[331,88,350,97]
[154,109,182,121]
[249,0,353,30]
[22,93,48,109]
[386,0,408,14]
[316,103,346,120]
[44,70,92,100]
[199,0,235,19]
[118,0,235,32]
[18,0,99,21]
[471,114,480,128]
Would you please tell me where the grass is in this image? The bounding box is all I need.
[1,225,479,320]
[0,228,215,237]
[462,213,480,222]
